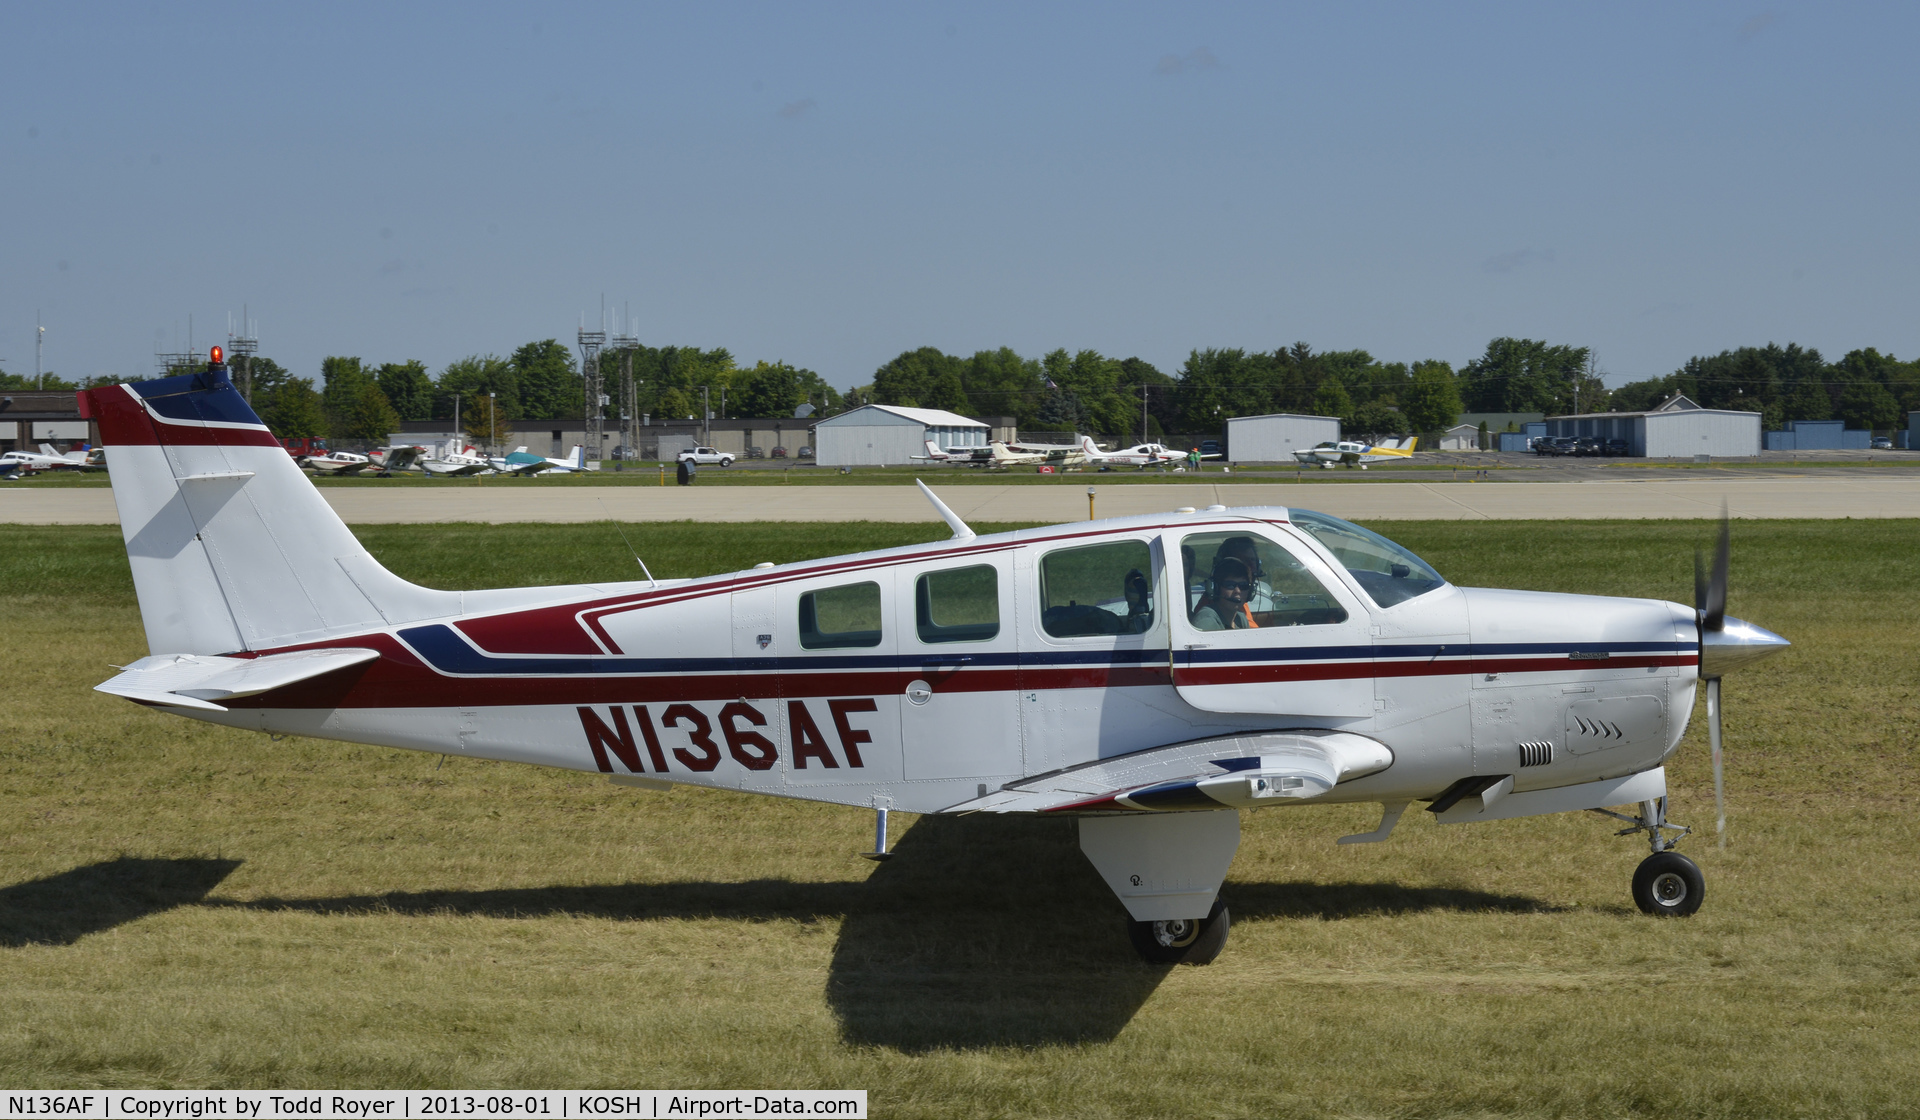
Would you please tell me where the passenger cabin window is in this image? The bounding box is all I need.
[798,581,882,649]
[1039,540,1155,638]
[1182,531,1348,631]
[916,565,1000,643]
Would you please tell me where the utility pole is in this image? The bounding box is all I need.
[1141,383,1150,443]
[36,312,44,389]
[489,392,497,455]
[701,385,711,445]
[453,394,461,448]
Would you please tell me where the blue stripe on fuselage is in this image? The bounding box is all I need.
[395,623,1690,678]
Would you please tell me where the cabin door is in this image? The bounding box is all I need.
[1165,525,1375,719]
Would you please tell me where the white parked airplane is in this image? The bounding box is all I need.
[490,445,596,475]
[910,439,992,465]
[0,443,106,472]
[1292,437,1418,469]
[304,451,375,475]
[988,440,1088,469]
[420,446,492,477]
[1079,437,1216,469]
[79,356,1790,963]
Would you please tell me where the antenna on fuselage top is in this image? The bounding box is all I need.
[916,479,975,540]
[600,499,657,586]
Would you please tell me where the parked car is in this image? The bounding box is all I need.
[1572,436,1603,456]
[1872,436,1894,450]
[797,446,814,459]
[745,446,765,459]
[1534,436,1576,456]
[770,446,789,458]
[676,446,735,467]
[1603,438,1630,456]
[1200,439,1222,457]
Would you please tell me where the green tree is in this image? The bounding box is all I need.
[1349,400,1407,437]
[376,360,434,421]
[1460,338,1590,413]
[260,377,327,439]
[234,355,288,404]
[1400,360,1462,433]
[464,391,515,450]
[344,383,402,441]
[873,347,969,413]
[0,371,77,390]
[436,355,517,421]
[1839,380,1901,431]
[1311,377,1353,423]
[733,361,805,417]
[512,340,581,419]
[320,356,375,438]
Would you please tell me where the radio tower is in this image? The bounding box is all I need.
[228,305,260,403]
[578,308,607,465]
[608,305,639,463]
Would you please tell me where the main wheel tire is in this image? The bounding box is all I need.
[1128,897,1230,965]
[1633,851,1705,917]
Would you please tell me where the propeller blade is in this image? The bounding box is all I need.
[1708,676,1726,849]
[1703,509,1729,632]
[1694,550,1708,616]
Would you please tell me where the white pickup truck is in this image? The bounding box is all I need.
[676,446,735,467]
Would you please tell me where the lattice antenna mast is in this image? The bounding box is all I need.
[609,302,640,463]
[578,306,607,465]
[228,304,260,403]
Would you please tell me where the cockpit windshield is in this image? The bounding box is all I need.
[1286,509,1447,608]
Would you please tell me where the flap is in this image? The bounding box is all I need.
[95,647,381,710]
[942,730,1393,814]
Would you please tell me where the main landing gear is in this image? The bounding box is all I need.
[1591,796,1705,917]
[1129,897,1230,965]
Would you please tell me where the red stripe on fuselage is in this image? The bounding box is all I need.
[220,635,1685,711]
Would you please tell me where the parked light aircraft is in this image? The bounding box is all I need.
[988,440,1089,469]
[910,439,992,465]
[1292,437,1418,469]
[420,446,492,477]
[490,445,595,475]
[0,443,106,472]
[1079,437,1219,470]
[304,451,375,476]
[80,357,1790,963]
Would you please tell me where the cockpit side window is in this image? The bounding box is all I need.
[1038,540,1155,638]
[798,581,882,649]
[1286,509,1446,608]
[1181,531,1348,631]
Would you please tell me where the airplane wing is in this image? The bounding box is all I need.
[95,648,382,712]
[939,730,1392,814]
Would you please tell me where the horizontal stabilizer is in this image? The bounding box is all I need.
[941,730,1392,814]
[96,647,381,711]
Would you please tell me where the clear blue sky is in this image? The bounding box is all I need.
[5,2,1915,391]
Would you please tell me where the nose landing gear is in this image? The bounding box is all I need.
[1591,796,1705,917]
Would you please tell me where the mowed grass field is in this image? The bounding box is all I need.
[2,519,1917,1117]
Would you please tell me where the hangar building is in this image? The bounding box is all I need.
[1223,413,1340,462]
[1764,419,1872,451]
[813,404,990,467]
[1542,394,1761,458]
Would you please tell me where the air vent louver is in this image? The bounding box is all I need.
[1518,740,1554,767]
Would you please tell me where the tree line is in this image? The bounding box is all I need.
[9,333,1913,445]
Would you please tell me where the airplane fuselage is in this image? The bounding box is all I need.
[182,511,1699,817]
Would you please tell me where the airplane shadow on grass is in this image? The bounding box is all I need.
[0,856,241,947]
[4,827,1552,1051]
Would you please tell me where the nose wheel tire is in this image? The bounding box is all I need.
[1632,851,1705,917]
[1128,897,1230,965]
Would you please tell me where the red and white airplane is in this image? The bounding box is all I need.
[78,355,1789,963]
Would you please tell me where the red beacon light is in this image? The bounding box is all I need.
[210,345,225,365]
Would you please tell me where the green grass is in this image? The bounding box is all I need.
[2,520,1918,1116]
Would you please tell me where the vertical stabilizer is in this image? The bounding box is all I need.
[79,367,458,655]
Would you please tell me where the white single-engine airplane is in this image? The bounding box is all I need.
[0,443,107,472]
[988,440,1088,469]
[1080,437,1221,470]
[910,439,993,466]
[1292,437,1418,469]
[80,356,1790,963]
